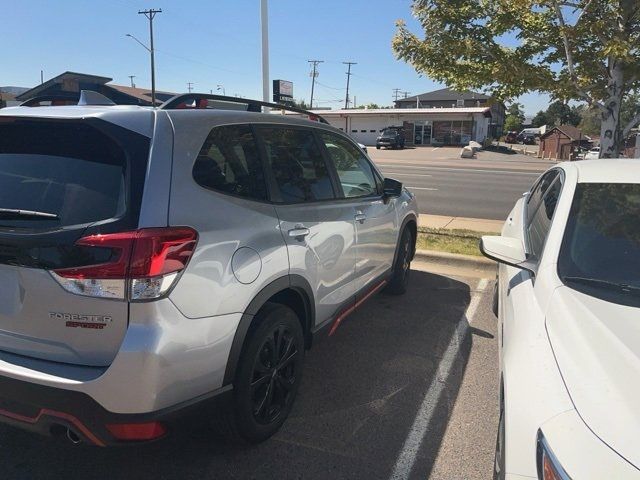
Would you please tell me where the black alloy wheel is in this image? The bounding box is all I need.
[233,303,304,443]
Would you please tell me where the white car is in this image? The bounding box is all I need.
[584,146,600,160]
[481,159,640,479]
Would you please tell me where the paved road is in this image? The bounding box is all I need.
[368,147,554,220]
[0,262,499,480]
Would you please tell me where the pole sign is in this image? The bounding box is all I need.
[273,80,293,104]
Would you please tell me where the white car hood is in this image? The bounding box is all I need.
[546,285,640,469]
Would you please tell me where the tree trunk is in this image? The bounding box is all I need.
[599,62,624,158]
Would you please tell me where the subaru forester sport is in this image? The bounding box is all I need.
[0,93,418,445]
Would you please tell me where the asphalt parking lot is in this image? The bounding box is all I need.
[0,261,499,480]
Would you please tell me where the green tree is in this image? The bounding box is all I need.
[546,101,582,126]
[578,91,640,137]
[504,103,525,132]
[393,0,640,157]
[357,103,381,109]
[532,110,551,128]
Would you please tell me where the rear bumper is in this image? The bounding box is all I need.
[0,300,243,444]
[0,373,232,446]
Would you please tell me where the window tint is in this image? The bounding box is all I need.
[527,175,561,258]
[527,170,558,222]
[558,183,640,305]
[193,125,267,201]
[258,127,335,203]
[320,132,377,198]
[0,120,135,229]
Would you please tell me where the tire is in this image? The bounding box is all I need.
[385,228,412,295]
[231,303,305,443]
[376,146,381,150]
[493,383,506,480]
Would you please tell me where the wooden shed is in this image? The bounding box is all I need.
[538,125,584,160]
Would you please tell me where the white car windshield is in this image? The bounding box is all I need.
[558,183,640,305]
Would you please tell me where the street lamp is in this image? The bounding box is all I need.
[125,33,157,105]
[217,85,226,96]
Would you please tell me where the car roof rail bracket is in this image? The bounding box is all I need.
[158,93,328,124]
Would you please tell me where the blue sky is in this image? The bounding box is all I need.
[3,0,549,114]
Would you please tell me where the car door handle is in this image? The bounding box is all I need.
[354,212,366,224]
[288,227,310,239]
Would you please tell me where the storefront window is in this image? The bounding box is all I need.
[432,121,474,145]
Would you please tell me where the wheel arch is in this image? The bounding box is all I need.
[222,275,315,386]
[394,214,418,264]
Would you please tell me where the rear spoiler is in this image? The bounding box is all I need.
[159,93,329,124]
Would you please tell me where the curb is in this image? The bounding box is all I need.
[414,249,496,273]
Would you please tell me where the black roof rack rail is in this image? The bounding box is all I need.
[159,93,329,124]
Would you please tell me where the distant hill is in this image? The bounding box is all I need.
[0,86,30,96]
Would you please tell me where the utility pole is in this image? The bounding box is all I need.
[393,88,401,103]
[128,75,136,88]
[260,0,270,104]
[40,70,44,85]
[187,82,194,93]
[401,91,411,99]
[138,8,162,106]
[308,60,323,109]
[343,61,357,109]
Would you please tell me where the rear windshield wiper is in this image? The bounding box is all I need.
[563,276,640,296]
[0,208,59,220]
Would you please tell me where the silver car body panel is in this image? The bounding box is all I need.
[0,105,418,417]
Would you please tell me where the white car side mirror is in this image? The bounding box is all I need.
[480,235,536,276]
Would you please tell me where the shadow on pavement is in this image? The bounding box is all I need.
[0,270,475,480]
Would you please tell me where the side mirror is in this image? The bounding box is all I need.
[480,235,537,275]
[383,177,403,197]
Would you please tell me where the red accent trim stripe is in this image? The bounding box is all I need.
[0,407,105,446]
[328,280,387,336]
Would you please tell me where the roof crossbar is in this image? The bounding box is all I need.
[159,93,329,124]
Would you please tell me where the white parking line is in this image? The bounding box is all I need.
[431,147,440,151]
[389,278,489,480]
[406,186,438,191]
[378,165,541,176]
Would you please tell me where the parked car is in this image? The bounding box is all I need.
[376,126,405,149]
[0,93,418,446]
[505,131,519,143]
[481,159,640,479]
[517,132,537,145]
[584,146,600,159]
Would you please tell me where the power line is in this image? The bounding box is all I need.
[393,88,402,102]
[343,61,357,109]
[401,91,411,99]
[128,75,136,88]
[308,60,324,109]
[187,82,194,93]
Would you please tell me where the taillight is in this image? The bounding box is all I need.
[50,227,198,301]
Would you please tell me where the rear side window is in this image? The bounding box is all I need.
[193,125,267,201]
[0,120,134,229]
[257,127,335,203]
[527,174,562,258]
[320,132,378,198]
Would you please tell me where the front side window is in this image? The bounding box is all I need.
[320,132,377,198]
[257,127,335,203]
[527,175,561,258]
[193,125,267,201]
[558,183,640,306]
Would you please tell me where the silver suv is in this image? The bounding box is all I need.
[0,93,418,445]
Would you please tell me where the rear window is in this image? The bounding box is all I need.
[0,119,132,229]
